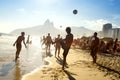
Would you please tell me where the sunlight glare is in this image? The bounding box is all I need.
[35,0,58,5]
[32,36,41,47]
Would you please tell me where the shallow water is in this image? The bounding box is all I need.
[0,36,53,80]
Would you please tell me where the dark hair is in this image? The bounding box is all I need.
[66,27,71,33]
[48,33,50,35]
[94,32,97,35]
[21,32,25,35]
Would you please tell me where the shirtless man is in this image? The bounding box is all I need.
[26,35,30,44]
[45,33,52,53]
[41,35,46,46]
[54,34,61,57]
[13,32,27,61]
[90,32,99,63]
[113,38,118,53]
[60,27,73,70]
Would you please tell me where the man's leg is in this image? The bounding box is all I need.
[46,44,48,54]
[62,49,69,70]
[58,47,60,57]
[15,46,21,61]
[93,53,97,63]
[90,50,95,63]
[55,47,57,57]
[62,55,66,70]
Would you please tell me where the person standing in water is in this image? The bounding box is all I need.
[90,32,99,63]
[45,33,53,53]
[53,34,61,57]
[13,32,27,61]
[60,27,73,70]
[26,35,30,44]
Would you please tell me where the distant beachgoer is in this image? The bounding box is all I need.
[113,38,118,53]
[90,32,99,63]
[60,27,73,70]
[45,33,53,53]
[53,34,61,57]
[99,41,106,53]
[13,32,27,61]
[41,36,46,46]
[26,35,30,44]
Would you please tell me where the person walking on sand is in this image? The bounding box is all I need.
[60,27,73,70]
[13,32,27,61]
[45,33,53,53]
[90,32,99,63]
[53,34,61,57]
[41,35,46,46]
[113,38,118,54]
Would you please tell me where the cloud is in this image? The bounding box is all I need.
[81,19,120,31]
[82,19,110,31]
[32,10,41,15]
[35,0,59,6]
[16,8,26,13]
[111,14,120,19]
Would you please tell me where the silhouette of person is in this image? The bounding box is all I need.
[41,35,46,46]
[45,33,52,53]
[26,35,30,44]
[60,27,73,70]
[53,34,61,57]
[13,32,27,61]
[113,38,118,53]
[90,32,99,63]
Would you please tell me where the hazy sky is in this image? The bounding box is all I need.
[0,0,120,33]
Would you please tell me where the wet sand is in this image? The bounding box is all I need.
[22,49,119,80]
[0,37,49,80]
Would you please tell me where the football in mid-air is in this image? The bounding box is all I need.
[73,9,78,15]
[60,26,62,28]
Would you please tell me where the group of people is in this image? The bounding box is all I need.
[16,26,119,70]
[41,33,61,57]
[13,26,103,70]
[13,27,73,70]
[99,38,119,54]
[13,26,120,71]
[14,26,111,70]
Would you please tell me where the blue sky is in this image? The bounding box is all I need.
[0,0,120,33]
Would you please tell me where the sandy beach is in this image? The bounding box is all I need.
[22,49,119,80]
[0,36,120,80]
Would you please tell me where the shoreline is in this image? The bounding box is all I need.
[22,49,120,80]
[21,53,54,80]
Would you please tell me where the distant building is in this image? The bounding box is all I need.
[102,23,120,40]
[102,23,112,37]
[112,28,120,40]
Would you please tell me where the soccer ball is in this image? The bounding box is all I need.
[73,9,78,15]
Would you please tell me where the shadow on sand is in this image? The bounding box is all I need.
[64,70,77,80]
[56,56,63,65]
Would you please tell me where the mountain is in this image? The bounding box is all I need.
[10,19,62,37]
[0,32,11,36]
[10,19,95,37]
[71,26,94,37]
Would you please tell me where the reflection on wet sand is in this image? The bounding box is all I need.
[0,61,15,77]
[14,60,21,80]
[0,36,55,80]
